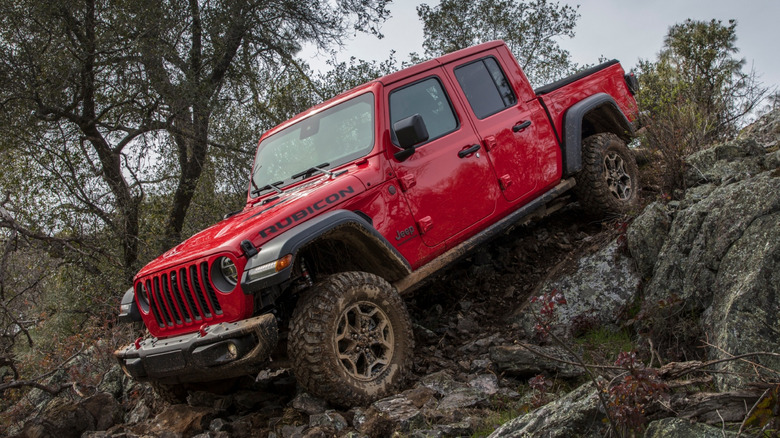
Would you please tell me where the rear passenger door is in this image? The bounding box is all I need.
[387,69,498,248]
[445,51,555,203]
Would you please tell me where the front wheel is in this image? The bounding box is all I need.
[288,272,414,407]
[574,133,640,216]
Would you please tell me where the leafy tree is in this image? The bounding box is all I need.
[638,19,766,144]
[0,0,390,402]
[0,0,391,274]
[125,0,391,248]
[416,0,579,86]
[636,19,767,192]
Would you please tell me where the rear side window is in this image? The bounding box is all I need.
[454,57,517,119]
[389,77,458,144]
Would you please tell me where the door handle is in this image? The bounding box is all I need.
[458,144,481,158]
[512,120,532,132]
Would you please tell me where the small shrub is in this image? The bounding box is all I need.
[608,351,668,432]
[529,289,566,341]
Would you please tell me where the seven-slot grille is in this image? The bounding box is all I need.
[136,261,223,328]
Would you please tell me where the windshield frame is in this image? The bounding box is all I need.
[249,91,377,199]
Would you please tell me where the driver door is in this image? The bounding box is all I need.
[386,70,499,248]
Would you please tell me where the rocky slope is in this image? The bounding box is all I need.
[6,109,780,437]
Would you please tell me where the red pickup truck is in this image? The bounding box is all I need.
[115,40,639,406]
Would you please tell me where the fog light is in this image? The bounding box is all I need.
[227,342,238,358]
[245,254,293,282]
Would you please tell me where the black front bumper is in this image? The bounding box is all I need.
[114,313,278,384]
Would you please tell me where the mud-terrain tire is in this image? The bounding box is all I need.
[288,272,414,407]
[574,133,640,216]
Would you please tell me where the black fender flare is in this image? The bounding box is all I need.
[241,210,412,293]
[561,93,634,177]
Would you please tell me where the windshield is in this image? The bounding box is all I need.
[250,92,375,196]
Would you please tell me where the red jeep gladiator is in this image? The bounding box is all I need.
[115,40,639,405]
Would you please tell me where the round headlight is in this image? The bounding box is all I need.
[219,257,238,286]
[135,282,150,313]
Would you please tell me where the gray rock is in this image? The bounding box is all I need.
[468,374,499,396]
[514,239,640,338]
[97,365,124,400]
[682,183,717,207]
[703,210,780,389]
[20,398,95,438]
[627,201,672,278]
[125,397,151,424]
[419,370,467,395]
[308,410,348,432]
[209,417,230,432]
[352,407,395,436]
[436,387,485,411]
[489,344,584,378]
[187,391,231,411]
[642,110,780,389]
[435,420,473,436]
[737,108,780,149]
[80,392,123,431]
[645,172,780,309]
[290,392,327,416]
[644,417,738,437]
[410,420,473,437]
[488,380,605,438]
[280,424,306,438]
[147,404,214,437]
[372,394,424,431]
[192,432,230,438]
[413,323,439,344]
[470,358,492,372]
[685,138,768,187]
[410,430,443,438]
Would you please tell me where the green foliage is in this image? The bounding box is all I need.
[317,54,402,99]
[575,327,635,364]
[744,386,780,434]
[636,19,767,192]
[470,396,529,437]
[416,0,580,87]
[608,351,668,433]
[0,0,392,411]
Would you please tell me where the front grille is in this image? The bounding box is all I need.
[138,261,223,328]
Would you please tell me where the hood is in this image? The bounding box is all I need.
[136,174,365,279]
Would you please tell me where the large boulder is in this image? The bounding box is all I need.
[627,201,672,279]
[488,380,606,438]
[684,138,776,187]
[636,110,780,390]
[737,107,780,149]
[644,418,738,438]
[17,392,122,438]
[513,239,641,339]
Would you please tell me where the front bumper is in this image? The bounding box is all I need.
[114,313,278,384]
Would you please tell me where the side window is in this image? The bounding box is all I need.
[454,57,517,119]
[389,77,458,144]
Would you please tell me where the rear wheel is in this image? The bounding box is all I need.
[288,272,414,407]
[575,133,639,216]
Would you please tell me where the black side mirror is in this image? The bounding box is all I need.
[393,114,428,161]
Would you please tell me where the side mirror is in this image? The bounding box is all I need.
[393,114,429,161]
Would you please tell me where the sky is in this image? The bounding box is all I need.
[301,0,780,96]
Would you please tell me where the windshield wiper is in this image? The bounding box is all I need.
[251,180,285,197]
[291,162,347,180]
